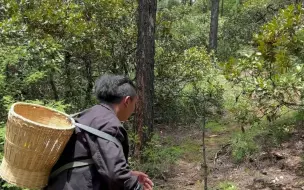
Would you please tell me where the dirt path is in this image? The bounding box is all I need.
[208,130,304,190]
[155,125,304,190]
[156,160,201,190]
[155,125,232,190]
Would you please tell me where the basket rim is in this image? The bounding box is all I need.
[10,102,75,130]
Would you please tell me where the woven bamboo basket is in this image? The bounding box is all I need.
[0,102,75,189]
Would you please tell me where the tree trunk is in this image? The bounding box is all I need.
[202,102,208,190]
[295,0,304,6]
[221,0,224,16]
[241,126,245,133]
[49,69,59,101]
[64,52,73,99]
[209,0,220,52]
[83,55,93,107]
[134,0,157,159]
[111,43,118,74]
[202,0,209,13]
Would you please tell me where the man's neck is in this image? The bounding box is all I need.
[100,102,120,119]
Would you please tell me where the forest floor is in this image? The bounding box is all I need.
[153,122,304,190]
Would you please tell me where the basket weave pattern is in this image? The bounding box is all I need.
[0,103,75,189]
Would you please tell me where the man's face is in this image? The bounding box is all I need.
[118,96,138,121]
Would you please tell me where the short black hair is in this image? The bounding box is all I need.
[94,74,137,104]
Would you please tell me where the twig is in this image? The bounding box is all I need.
[213,143,231,166]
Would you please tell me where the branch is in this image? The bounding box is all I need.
[281,100,304,107]
[213,143,231,166]
[192,101,201,118]
[255,11,267,23]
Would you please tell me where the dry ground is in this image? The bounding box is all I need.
[154,124,304,190]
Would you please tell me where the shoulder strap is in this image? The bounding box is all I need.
[70,111,122,147]
[69,108,89,118]
[75,123,122,147]
[50,116,122,179]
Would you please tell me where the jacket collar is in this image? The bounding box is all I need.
[100,102,116,114]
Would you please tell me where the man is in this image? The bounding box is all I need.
[45,74,153,190]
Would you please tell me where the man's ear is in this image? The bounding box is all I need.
[124,96,131,106]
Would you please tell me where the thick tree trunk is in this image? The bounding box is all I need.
[134,0,157,159]
[209,0,220,52]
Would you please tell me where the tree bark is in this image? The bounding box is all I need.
[49,69,59,101]
[294,0,304,6]
[209,0,220,52]
[134,0,157,159]
[221,0,224,16]
[64,52,73,99]
[83,55,93,107]
[202,0,209,13]
[193,94,208,190]
[202,101,208,190]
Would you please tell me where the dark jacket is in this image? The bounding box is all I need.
[45,104,141,190]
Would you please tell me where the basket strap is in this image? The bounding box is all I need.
[75,123,122,148]
[50,159,94,179]
[69,110,122,147]
[69,109,88,118]
[50,123,122,178]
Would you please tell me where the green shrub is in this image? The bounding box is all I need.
[129,134,183,178]
[180,138,201,162]
[231,128,260,163]
[231,110,297,162]
[217,181,238,190]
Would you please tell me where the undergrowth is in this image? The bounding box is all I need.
[231,109,300,163]
[129,133,184,178]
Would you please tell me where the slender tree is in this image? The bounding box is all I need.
[209,0,220,52]
[83,55,93,107]
[221,0,224,16]
[134,0,157,159]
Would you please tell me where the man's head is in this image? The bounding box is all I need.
[94,74,137,121]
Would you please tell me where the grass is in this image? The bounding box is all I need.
[190,181,239,190]
[206,121,226,133]
[130,133,184,178]
[216,181,238,190]
[181,138,202,162]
